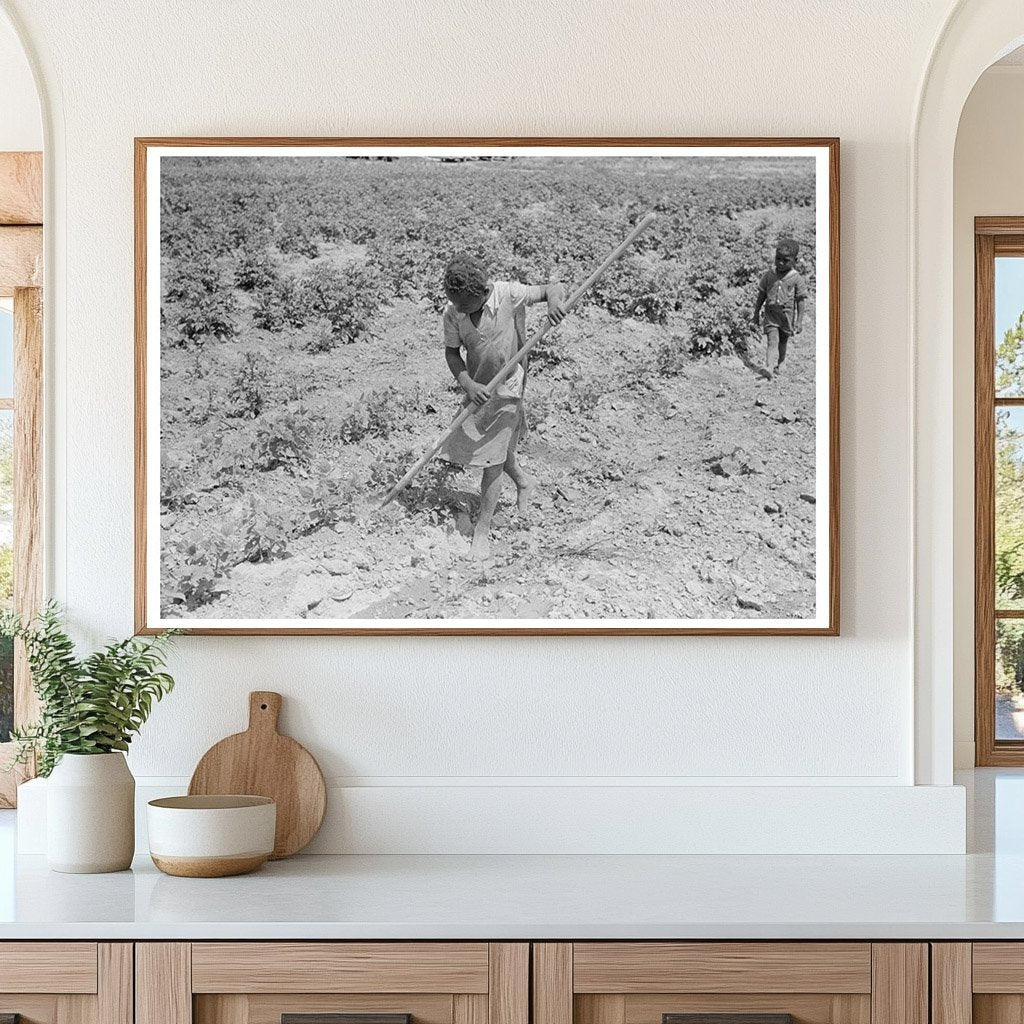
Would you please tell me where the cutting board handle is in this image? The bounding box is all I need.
[248,691,282,734]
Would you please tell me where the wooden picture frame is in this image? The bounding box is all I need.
[135,137,839,636]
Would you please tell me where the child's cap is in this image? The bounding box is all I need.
[775,238,799,258]
[443,252,489,297]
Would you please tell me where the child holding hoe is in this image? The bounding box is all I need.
[439,253,566,560]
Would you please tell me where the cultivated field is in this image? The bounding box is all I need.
[158,155,818,622]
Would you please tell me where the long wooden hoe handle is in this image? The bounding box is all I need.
[379,212,657,508]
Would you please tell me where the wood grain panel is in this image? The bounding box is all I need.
[576,996,625,1024]
[98,945,132,1024]
[0,943,97,993]
[977,218,1024,237]
[241,994,453,1024]
[972,945,1024,992]
[488,944,528,1024]
[0,153,42,225]
[870,945,927,1024]
[573,944,871,994]
[192,944,488,994]
[976,230,998,766]
[534,944,572,1024]
[974,995,1024,1024]
[931,945,971,1024]
[56,993,95,1024]
[830,995,872,1024]
[0,226,42,295]
[453,995,486,1024]
[195,996,248,1024]
[0,995,59,1024]
[136,943,192,1024]
[622,994,870,1024]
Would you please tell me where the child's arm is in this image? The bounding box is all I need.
[752,291,765,327]
[510,281,567,324]
[753,273,767,326]
[445,347,490,407]
[794,297,806,334]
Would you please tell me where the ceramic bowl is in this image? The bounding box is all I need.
[147,795,276,877]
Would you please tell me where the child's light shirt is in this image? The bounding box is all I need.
[443,280,546,398]
[757,268,808,334]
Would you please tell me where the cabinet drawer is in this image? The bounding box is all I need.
[534,944,926,1024]
[139,943,528,1024]
[191,944,491,993]
[572,944,871,994]
[0,942,98,993]
[0,943,130,1024]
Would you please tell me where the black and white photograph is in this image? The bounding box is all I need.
[136,140,838,635]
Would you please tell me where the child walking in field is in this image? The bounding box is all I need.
[752,238,808,380]
[439,253,566,560]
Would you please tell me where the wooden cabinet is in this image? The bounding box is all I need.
[932,943,1024,1024]
[0,943,131,1024]
[0,938,950,1024]
[136,944,528,1024]
[532,944,928,1024]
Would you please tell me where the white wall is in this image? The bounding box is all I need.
[952,66,1024,767]
[0,9,39,151]
[2,0,972,852]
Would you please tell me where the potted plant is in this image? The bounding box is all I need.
[2,603,178,873]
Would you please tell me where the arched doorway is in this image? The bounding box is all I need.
[913,1,1024,785]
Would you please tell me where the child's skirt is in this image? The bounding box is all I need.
[439,397,526,469]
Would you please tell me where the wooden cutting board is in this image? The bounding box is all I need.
[188,691,326,859]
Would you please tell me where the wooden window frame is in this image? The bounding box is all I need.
[0,151,43,806]
[975,217,1024,765]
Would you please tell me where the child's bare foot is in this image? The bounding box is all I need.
[515,475,536,514]
[470,531,491,560]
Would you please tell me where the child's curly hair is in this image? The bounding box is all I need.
[443,253,489,297]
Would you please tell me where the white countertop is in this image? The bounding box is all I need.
[0,769,1021,941]
[0,849,1020,940]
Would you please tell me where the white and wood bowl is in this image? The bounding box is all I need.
[147,795,276,877]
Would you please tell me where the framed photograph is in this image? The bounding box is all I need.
[135,137,839,635]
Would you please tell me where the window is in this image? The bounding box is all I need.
[0,150,43,806]
[976,219,1024,764]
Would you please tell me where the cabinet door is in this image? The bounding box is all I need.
[533,944,927,1024]
[0,943,131,1024]
[137,943,528,1024]
[940,943,1024,1024]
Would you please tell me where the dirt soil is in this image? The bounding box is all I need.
[162,288,818,623]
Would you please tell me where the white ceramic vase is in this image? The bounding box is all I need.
[46,752,135,873]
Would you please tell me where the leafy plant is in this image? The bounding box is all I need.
[227,351,271,419]
[241,503,289,562]
[295,460,359,535]
[337,388,404,444]
[652,333,691,377]
[253,406,318,471]
[0,603,178,777]
[253,275,307,332]
[688,294,750,358]
[234,245,277,291]
[175,289,237,347]
[298,263,383,344]
[167,524,237,609]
